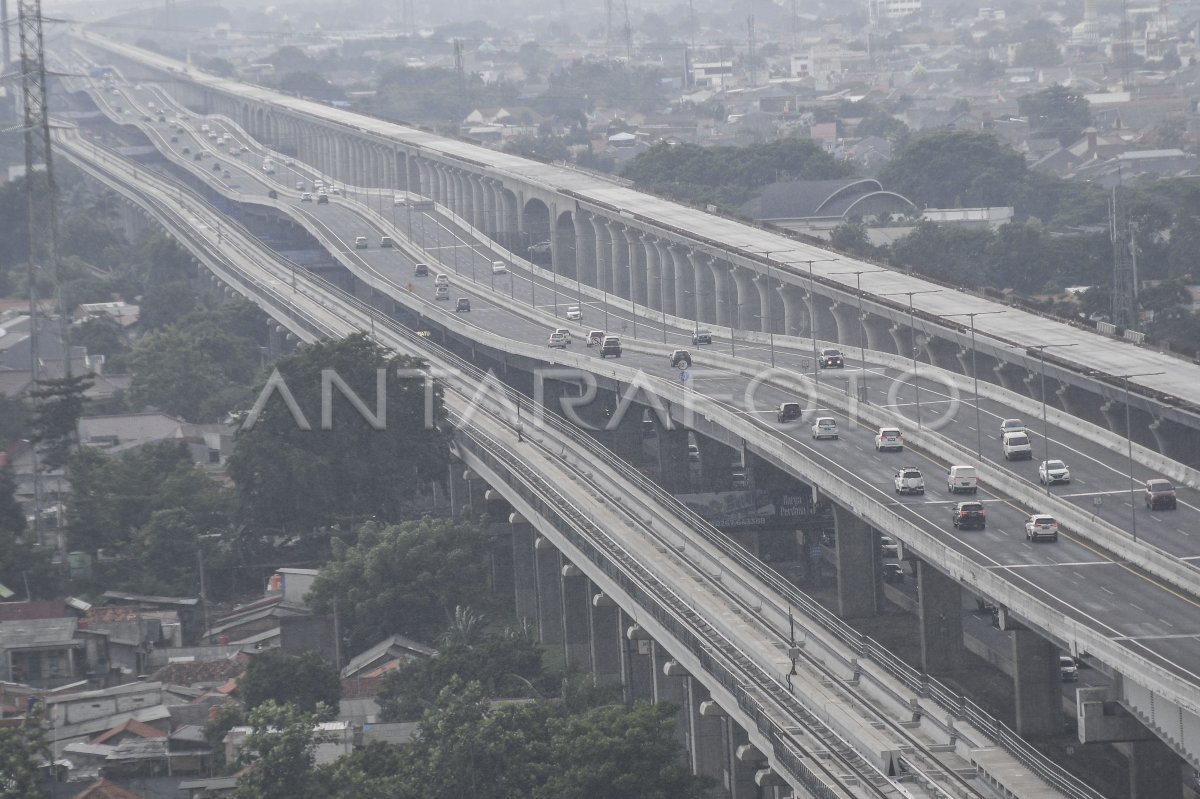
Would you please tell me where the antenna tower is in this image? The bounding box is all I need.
[1110,180,1137,329]
[1,0,12,67]
[622,0,632,61]
[746,13,756,87]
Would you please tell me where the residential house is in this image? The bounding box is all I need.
[340,634,436,680]
[100,593,203,646]
[0,617,88,687]
[224,720,356,767]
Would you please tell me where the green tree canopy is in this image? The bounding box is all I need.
[378,627,544,721]
[139,281,200,330]
[1018,85,1091,146]
[73,315,125,359]
[30,374,93,471]
[622,138,853,207]
[305,518,490,652]
[235,701,327,799]
[0,716,51,799]
[879,131,1028,210]
[226,334,447,533]
[238,650,341,714]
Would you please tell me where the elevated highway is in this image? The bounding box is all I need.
[51,117,1089,799]
[69,29,1200,470]
[53,53,1200,795]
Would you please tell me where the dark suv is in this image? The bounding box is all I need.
[818,348,844,368]
[1145,479,1177,510]
[670,349,692,369]
[691,329,712,345]
[952,501,986,530]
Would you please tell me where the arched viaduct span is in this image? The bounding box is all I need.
[74,30,1200,465]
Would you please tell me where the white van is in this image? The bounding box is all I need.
[491,261,508,275]
[434,273,450,287]
[1002,432,1033,461]
[947,465,978,494]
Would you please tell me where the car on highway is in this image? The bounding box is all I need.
[552,328,571,344]
[413,263,429,277]
[434,274,450,287]
[692,329,712,345]
[566,305,583,321]
[169,135,178,143]
[670,349,692,369]
[882,563,905,584]
[181,146,190,154]
[894,467,925,495]
[211,161,221,171]
[434,286,449,301]
[874,427,903,452]
[1002,431,1033,460]
[316,194,329,204]
[688,443,700,462]
[380,236,394,248]
[811,416,838,439]
[193,152,203,161]
[777,402,801,423]
[879,536,899,558]
[1059,656,1078,682]
[947,465,978,494]
[267,189,278,199]
[1024,514,1059,542]
[952,501,987,530]
[548,331,569,349]
[455,298,471,313]
[354,236,368,249]
[1145,479,1177,510]
[999,418,1026,438]
[600,336,622,358]
[296,181,305,190]
[491,260,508,275]
[527,241,551,255]
[222,170,231,179]
[818,348,844,368]
[1038,459,1071,485]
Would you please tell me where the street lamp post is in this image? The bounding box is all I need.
[831,269,886,370]
[880,290,942,428]
[943,310,1005,459]
[1010,343,1079,494]
[659,264,668,344]
[1116,371,1164,542]
[801,258,840,388]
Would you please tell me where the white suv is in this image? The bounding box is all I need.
[894,467,925,495]
[874,427,903,452]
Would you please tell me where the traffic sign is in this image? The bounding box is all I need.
[679,370,689,383]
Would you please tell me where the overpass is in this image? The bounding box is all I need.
[71,29,1200,471]
[49,115,1093,799]
[52,43,1200,796]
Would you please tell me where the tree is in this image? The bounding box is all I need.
[879,132,1027,210]
[829,221,875,257]
[503,135,569,161]
[74,315,125,358]
[1018,85,1091,146]
[279,71,345,103]
[127,327,237,421]
[204,703,246,772]
[30,374,93,471]
[67,441,228,556]
[234,701,326,799]
[378,627,544,721]
[203,57,237,77]
[1139,279,1192,313]
[306,518,491,652]
[226,335,447,533]
[139,281,199,330]
[0,716,50,799]
[1013,40,1061,68]
[238,650,341,714]
[0,394,29,450]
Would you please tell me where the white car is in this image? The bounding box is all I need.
[894,467,925,495]
[565,305,582,321]
[491,261,508,275]
[811,417,839,440]
[874,427,903,452]
[434,274,450,288]
[1024,514,1059,542]
[1059,656,1079,682]
[1038,459,1071,485]
[553,328,571,344]
[999,418,1026,438]
[548,331,569,349]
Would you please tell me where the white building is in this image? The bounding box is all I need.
[869,0,922,22]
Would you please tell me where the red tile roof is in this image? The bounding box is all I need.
[74,778,146,799]
[91,718,166,746]
[0,600,67,622]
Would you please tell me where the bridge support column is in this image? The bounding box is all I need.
[1128,739,1183,799]
[731,268,760,333]
[778,284,806,336]
[713,262,733,328]
[610,221,631,299]
[863,314,892,354]
[560,563,591,671]
[656,426,691,494]
[696,437,736,491]
[589,590,622,685]
[833,505,879,619]
[688,681,727,784]
[534,537,564,644]
[509,516,537,626]
[653,649,689,747]
[1100,401,1121,433]
[671,246,695,321]
[626,229,647,307]
[654,241,676,317]
[729,724,763,799]
[889,323,908,356]
[623,615,654,702]
[574,213,597,287]
[694,254,717,324]
[645,237,663,312]
[993,362,1029,396]
[917,561,964,674]
[830,302,859,350]
[1011,627,1062,738]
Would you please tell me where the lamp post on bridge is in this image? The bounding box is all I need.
[798,258,840,389]
[1115,371,1164,542]
[879,289,942,429]
[942,310,1005,459]
[1008,342,1079,495]
[830,268,887,374]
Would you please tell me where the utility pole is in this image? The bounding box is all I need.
[1,0,11,67]
[746,14,756,87]
[605,0,613,55]
[622,0,632,61]
[1110,176,1136,330]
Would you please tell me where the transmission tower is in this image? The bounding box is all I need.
[746,13,756,87]
[621,0,632,61]
[1110,180,1137,330]
[2,0,12,68]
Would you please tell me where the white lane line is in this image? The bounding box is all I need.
[1129,602,1144,611]
[1101,586,1116,595]
[1177,529,1191,537]
[1160,618,1174,627]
